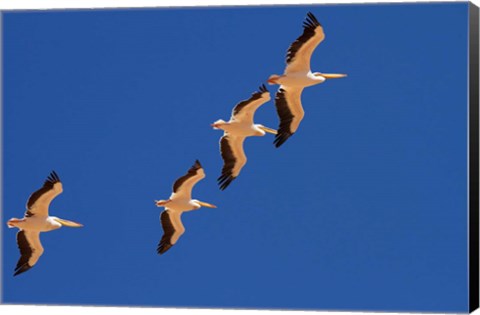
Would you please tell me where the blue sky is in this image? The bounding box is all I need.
[2,3,470,312]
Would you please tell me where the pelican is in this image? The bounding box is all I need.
[7,171,83,276]
[211,84,277,190]
[155,160,217,254]
[268,12,347,147]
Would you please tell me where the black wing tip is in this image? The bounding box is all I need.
[46,170,60,184]
[157,243,173,255]
[304,12,321,28]
[250,84,268,99]
[274,132,294,148]
[188,160,202,173]
[14,263,32,276]
[306,12,317,20]
[193,160,202,169]
[258,84,268,94]
[217,174,236,190]
[218,181,232,191]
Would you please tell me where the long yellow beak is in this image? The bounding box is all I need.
[197,201,217,208]
[259,126,278,135]
[322,73,347,79]
[55,218,84,227]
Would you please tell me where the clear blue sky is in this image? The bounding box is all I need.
[2,3,470,312]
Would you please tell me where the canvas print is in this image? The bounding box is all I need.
[1,2,479,313]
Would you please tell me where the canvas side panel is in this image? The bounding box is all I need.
[469,2,479,313]
[0,10,4,305]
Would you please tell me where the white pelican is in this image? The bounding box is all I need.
[7,171,83,276]
[155,160,217,254]
[268,12,347,147]
[211,84,277,190]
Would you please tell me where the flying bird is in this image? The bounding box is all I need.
[268,12,347,147]
[7,171,83,276]
[155,160,217,254]
[212,84,277,190]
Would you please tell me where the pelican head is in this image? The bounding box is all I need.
[314,72,347,80]
[192,199,217,209]
[52,217,83,228]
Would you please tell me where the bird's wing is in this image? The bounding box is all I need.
[284,12,325,74]
[14,230,44,276]
[157,210,185,255]
[171,160,205,200]
[218,135,247,190]
[25,171,63,217]
[273,86,305,148]
[231,84,271,124]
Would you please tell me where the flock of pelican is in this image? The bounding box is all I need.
[7,12,346,275]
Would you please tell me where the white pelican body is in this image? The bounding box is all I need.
[212,84,277,190]
[10,216,62,232]
[272,71,325,87]
[7,171,83,276]
[155,160,217,254]
[212,119,267,137]
[160,198,204,213]
[268,12,346,147]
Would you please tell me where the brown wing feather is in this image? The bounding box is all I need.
[25,171,63,217]
[231,85,270,123]
[14,231,43,276]
[218,135,246,190]
[172,160,202,193]
[273,87,305,148]
[158,211,175,254]
[157,210,184,255]
[285,12,325,74]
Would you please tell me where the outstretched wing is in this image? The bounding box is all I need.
[171,160,205,200]
[25,171,63,217]
[231,85,271,124]
[14,230,44,276]
[285,12,325,74]
[218,135,247,190]
[273,86,305,148]
[157,210,185,255]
